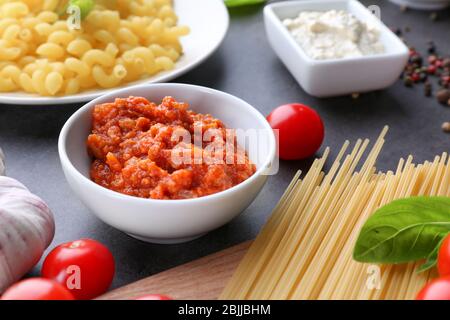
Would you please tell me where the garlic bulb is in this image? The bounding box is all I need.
[0,177,55,293]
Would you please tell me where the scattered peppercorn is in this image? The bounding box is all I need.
[404,77,413,87]
[427,41,436,54]
[430,12,438,21]
[411,73,420,83]
[396,28,450,134]
[444,59,450,68]
[427,65,437,75]
[424,82,432,97]
[428,55,437,64]
[410,55,423,66]
[436,89,450,104]
[442,122,450,133]
[392,27,402,36]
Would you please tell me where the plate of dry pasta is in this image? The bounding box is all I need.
[0,0,229,105]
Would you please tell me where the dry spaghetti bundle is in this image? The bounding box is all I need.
[221,127,450,300]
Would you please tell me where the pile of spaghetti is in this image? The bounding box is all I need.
[221,127,450,300]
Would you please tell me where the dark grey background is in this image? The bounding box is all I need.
[0,0,449,290]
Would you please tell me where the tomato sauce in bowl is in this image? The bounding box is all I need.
[87,96,256,200]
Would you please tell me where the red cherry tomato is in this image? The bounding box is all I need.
[416,276,450,300]
[135,294,172,300]
[1,278,75,300]
[438,234,450,277]
[267,103,324,160]
[41,238,115,300]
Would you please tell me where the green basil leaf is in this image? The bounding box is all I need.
[353,196,450,264]
[224,0,266,8]
[417,234,447,273]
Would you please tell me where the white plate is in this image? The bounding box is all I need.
[0,0,229,106]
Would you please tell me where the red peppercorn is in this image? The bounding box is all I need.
[442,76,450,85]
[428,55,438,64]
[427,65,437,74]
[411,73,421,82]
[435,60,444,68]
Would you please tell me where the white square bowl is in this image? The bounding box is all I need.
[264,0,409,98]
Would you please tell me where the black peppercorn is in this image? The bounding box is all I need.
[427,41,436,54]
[411,55,423,66]
[424,82,432,97]
[404,77,413,87]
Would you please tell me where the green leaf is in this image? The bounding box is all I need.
[353,196,450,265]
[70,0,95,19]
[417,235,447,273]
[224,0,266,8]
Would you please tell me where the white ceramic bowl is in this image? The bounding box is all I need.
[58,84,276,244]
[264,0,409,98]
[389,0,450,10]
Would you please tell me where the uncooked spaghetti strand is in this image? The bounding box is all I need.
[219,170,302,298]
[384,164,420,300]
[256,141,365,298]
[322,173,391,300]
[431,153,447,196]
[243,153,333,298]
[276,171,362,299]
[221,151,329,299]
[222,127,449,300]
[293,179,378,299]
[437,156,450,196]
[268,133,383,299]
[337,176,390,299]
[248,143,357,299]
[267,153,364,299]
[371,156,415,300]
[418,155,441,196]
[369,165,406,301]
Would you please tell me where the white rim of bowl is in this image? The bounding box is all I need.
[58,83,277,204]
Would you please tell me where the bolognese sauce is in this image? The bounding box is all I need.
[87,96,256,200]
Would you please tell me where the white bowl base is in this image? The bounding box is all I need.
[126,233,206,244]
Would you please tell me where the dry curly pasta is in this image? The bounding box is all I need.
[0,0,189,96]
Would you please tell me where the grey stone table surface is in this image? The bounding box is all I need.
[0,0,449,290]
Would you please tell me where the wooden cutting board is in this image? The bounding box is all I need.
[98,241,251,300]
